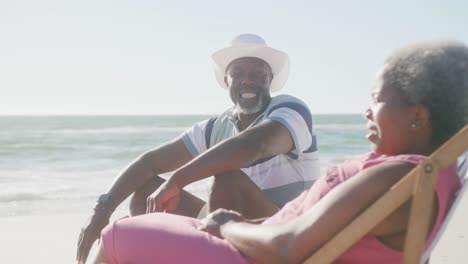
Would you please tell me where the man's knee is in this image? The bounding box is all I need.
[210,171,245,194]
[129,176,165,216]
[208,170,279,218]
[209,170,254,207]
[129,190,146,216]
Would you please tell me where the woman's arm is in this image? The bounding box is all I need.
[221,161,421,264]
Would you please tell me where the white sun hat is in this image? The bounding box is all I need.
[211,34,290,92]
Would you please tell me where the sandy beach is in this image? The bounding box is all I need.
[0,210,130,264]
[1,193,466,264]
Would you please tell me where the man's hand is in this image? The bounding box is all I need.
[76,209,110,264]
[146,180,181,213]
[198,209,245,238]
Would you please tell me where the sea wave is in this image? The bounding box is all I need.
[0,190,100,203]
[0,184,94,203]
[50,126,188,135]
[0,192,46,203]
[315,123,365,130]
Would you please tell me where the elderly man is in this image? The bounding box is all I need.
[77,33,320,264]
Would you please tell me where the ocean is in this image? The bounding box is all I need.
[0,114,370,218]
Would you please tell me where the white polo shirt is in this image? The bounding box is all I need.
[181,94,321,207]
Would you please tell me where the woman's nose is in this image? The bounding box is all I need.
[364,108,372,120]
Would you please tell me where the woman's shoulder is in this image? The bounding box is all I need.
[329,152,425,182]
[361,152,427,168]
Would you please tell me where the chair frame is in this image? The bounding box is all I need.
[421,152,467,263]
[304,125,468,264]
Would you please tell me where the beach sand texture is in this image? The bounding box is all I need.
[0,194,466,264]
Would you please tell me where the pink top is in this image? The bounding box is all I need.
[263,152,461,263]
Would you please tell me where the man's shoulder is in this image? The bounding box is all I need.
[267,94,311,114]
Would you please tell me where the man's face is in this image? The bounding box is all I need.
[225,57,273,115]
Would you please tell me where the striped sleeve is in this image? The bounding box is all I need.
[265,101,316,156]
[181,117,216,157]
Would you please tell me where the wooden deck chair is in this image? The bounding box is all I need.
[420,150,468,263]
[304,125,468,264]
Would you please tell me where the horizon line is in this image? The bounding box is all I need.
[0,112,363,117]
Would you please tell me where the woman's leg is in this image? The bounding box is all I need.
[99,213,249,264]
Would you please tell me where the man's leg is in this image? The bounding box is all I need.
[129,175,205,217]
[208,170,280,219]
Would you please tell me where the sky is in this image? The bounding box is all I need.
[1,0,467,115]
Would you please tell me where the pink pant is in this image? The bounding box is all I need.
[101,213,250,264]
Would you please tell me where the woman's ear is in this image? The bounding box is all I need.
[411,104,431,129]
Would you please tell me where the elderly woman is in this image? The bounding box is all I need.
[86,41,467,264]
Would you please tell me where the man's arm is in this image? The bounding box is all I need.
[105,137,193,208]
[77,137,192,264]
[171,119,294,188]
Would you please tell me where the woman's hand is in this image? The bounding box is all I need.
[198,208,245,238]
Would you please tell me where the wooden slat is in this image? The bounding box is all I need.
[402,161,438,264]
[403,126,468,263]
[303,125,468,264]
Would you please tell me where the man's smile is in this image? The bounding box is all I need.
[240,92,257,99]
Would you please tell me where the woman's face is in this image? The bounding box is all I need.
[365,69,420,155]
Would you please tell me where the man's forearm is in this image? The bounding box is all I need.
[99,138,193,211]
[170,120,294,189]
[104,153,158,210]
[171,133,263,188]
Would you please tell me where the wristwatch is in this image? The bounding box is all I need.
[96,193,115,213]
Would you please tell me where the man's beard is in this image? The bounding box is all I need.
[236,95,265,114]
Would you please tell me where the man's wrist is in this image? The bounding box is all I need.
[93,204,113,217]
[169,171,187,189]
[96,193,116,215]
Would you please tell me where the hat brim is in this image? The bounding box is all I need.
[211,45,289,92]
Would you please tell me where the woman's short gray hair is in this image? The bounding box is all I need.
[383,41,468,147]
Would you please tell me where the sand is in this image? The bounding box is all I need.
[0,211,129,264]
[0,193,466,264]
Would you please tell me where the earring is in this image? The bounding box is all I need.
[411,123,417,128]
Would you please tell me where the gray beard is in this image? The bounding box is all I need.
[236,97,264,114]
